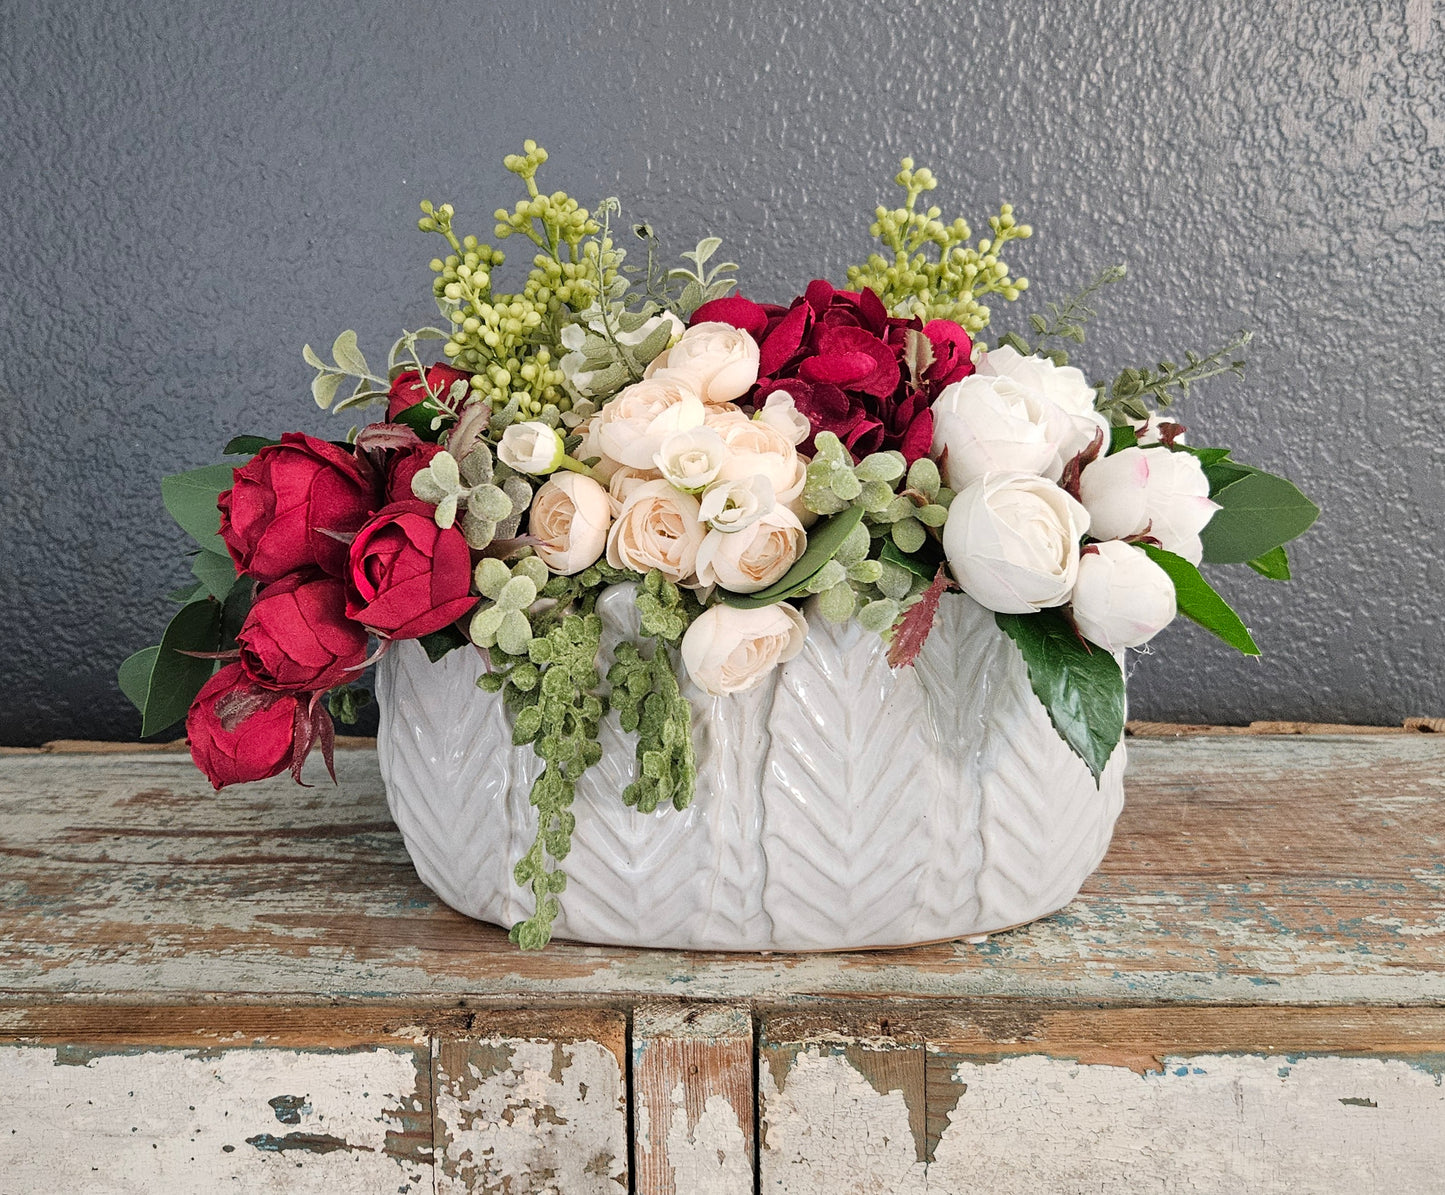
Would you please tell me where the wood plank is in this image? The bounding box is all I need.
[1,737,1442,1005]
[632,1004,754,1195]
[758,1007,1445,1194]
[431,1008,628,1193]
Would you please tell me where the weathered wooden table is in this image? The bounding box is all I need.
[2,731,1443,1193]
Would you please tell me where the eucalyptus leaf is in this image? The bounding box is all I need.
[1199,468,1319,564]
[720,505,866,609]
[191,549,237,601]
[1247,545,1291,581]
[161,464,235,554]
[995,609,1125,782]
[311,371,344,409]
[302,343,327,371]
[331,329,370,377]
[1140,545,1260,656]
[134,599,224,736]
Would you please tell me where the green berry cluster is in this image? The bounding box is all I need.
[846,158,1031,333]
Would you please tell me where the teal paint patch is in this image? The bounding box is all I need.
[1339,1097,1378,1107]
[245,1132,356,1155]
[268,1094,312,1125]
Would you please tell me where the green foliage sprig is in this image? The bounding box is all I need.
[1097,330,1253,425]
[996,263,1128,367]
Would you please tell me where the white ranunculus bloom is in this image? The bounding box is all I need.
[497,421,566,475]
[595,377,707,469]
[645,321,760,404]
[605,479,706,584]
[1078,446,1218,565]
[754,390,812,446]
[654,427,728,493]
[708,411,806,507]
[1071,540,1177,651]
[931,374,1078,487]
[695,505,805,593]
[529,473,612,576]
[942,471,1092,613]
[680,602,808,696]
[698,475,775,533]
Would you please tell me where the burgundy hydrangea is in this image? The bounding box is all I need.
[691,281,974,463]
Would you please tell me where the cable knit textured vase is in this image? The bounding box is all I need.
[376,583,1127,951]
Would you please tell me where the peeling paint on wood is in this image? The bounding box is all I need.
[633,1004,754,1194]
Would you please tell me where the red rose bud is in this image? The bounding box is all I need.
[186,663,301,790]
[219,433,380,583]
[236,573,369,692]
[385,441,445,504]
[346,500,477,639]
[387,364,471,422]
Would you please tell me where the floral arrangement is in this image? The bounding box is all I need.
[121,145,1318,947]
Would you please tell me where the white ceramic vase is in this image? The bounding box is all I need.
[376,584,1126,951]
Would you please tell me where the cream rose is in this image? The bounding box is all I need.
[1078,447,1218,565]
[942,471,1092,613]
[680,602,808,696]
[645,321,760,404]
[530,473,612,576]
[708,412,806,506]
[1071,540,1177,651]
[654,427,728,493]
[605,479,706,584]
[695,506,805,593]
[607,464,664,516]
[497,421,565,475]
[595,377,706,469]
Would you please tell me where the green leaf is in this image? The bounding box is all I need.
[879,540,938,584]
[134,599,224,736]
[1246,545,1291,581]
[392,396,452,441]
[311,371,344,410]
[995,609,1125,782]
[191,550,237,601]
[418,624,470,662]
[167,581,205,603]
[117,646,160,713]
[1199,468,1320,564]
[220,573,253,647]
[331,329,370,377]
[1139,545,1260,656]
[1108,425,1139,454]
[223,435,277,456]
[720,505,866,609]
[1200,459,1254,495]
[161,464,235,553]
[1173,445,1234,468]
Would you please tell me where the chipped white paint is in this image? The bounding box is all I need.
[653,1083,752,1194]
[434,1037,627,1193]
[761,1049,1445,1194]
[0,1045,429,1194]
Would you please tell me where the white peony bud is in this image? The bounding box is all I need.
[695,505,805,593]
[1078,447,1219,565]
[709,411,806,507]
[529,473,612,576]
[680,602,808,696]
[942,471,1092,613]
[497,421,566,475]
[1071,540,1177,651]
[698,475,776,533]
[654,427,728,493]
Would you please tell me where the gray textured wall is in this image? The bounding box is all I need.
[1,0,1441,744]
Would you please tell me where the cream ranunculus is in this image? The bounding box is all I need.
[754,390,811,446]
[596,377,707,469]
[708,411,806,507]
[698,475,775,533]
[605,479,706,584]
[942,471,1092,613]
[654,427,728,493]
[646,321,760,404]
[695,505,805,593]
[606,464,663,516]
[1078,446,1219,565]
[497,421,566,475]
[573,412,622,483]
[529,473,612,576]
[1070,540,1178,651]
[931,375,1076,488]
[680,602,808,696]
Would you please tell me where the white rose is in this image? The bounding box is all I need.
[708,412,806,506]
[607,464,664,516]
[605,479,706,584]
[596,377,707,469]
[645,321,759,404]
[497,421,566,475]
[698,475,775,533]
[529,473,612,576]
[932,374,1079,487]
[695,505,805,593]
[978,344,1104,422]
[1078,446,1219,565]
[654,427,728,493]
[755,390,811,446]
[1071,540,1178,651]
[942,471,1092,613]
[680,602,808,696]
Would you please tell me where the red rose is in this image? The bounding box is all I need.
[186,663,301,790]
[236,573,369,691]
[387,364,471,422]
[219,433,380,583]
[385,441,445,504]
[346,500,477,639]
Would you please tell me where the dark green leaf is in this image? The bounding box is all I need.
[167,581,206,603]
[191,550,237,601]
[418,624,470,662]
[721,505,866,609]
[1246,545,1291,581]
[1201,459,1255,495]
[1108,425,1139,454]
[220,573,254,647]
[223,435,278,456]
[995,609,1126,782]
[136,599,224,736]
[1140,545,1260,656]
[392,397,453,442]
[117,646,160,713]
[1199,468,1320,563]
[161,464,235,553]
[879,539,938,584]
